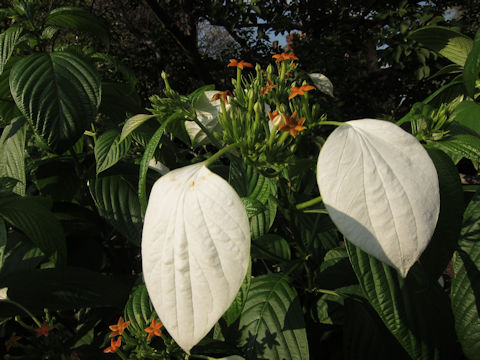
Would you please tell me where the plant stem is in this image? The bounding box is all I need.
[203,142,241,167]
[2,300,42,327]
[295,196,323,210]
[191,116,222,148]
[319,121,345,127]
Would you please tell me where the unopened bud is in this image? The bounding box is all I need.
[247,88,255,100]
[271,112,287,128]
[254,101,262,114]
[266,64,273,75]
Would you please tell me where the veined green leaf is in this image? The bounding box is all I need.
[89,164,144,246]
[223,259,252,326]
[423,80,465,107]
[0,116,26,195]
[0,193,66,264]
[46,7,109,48]
[451,189,480,360]
[10,52,101,154]
[252,234,291,262]
[120,114,156,143]
[419,148,463,281]
[452,101,480,136]
[0,26,23,75]
[347,242,459,359]
[124,284,156,334]
[95,129,131,174]
[237,274,309,360]
[409,26,473,66]
[428,134,480,165]
[0,218,6,272]
[463,28,480,98]
[0,60,20,124]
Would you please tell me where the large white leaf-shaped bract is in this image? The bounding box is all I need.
[186,90,226,147]
[316,119,440,277]
[142,163,250,353]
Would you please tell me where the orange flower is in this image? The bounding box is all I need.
[260,75,277,96]
[35,322,54,337]
[104,337,122,353]
[5,332,21,351]
[210,90,232,104]
[288,85,315,100]
[272,52,299,63]
[70,352,80,360]
[144,318,163,340]
[278,111,306,137]
[108,316,130,338]
[268,110,287,128]
[227,59,253,69]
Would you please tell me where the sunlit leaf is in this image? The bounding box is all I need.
[142,163,250,353]
[308,73,334,97]
[317,119,440,277]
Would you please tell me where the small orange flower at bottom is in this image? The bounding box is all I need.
[5,332,21,351]
[35,322,54,337]
[210,90,232,104]
[109,316,130,338]
[279,111,306,138]
[145,318,163,340]
[104,337,122,353]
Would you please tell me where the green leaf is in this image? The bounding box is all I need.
[409,26,473,66]
[0,218,6,272]
[89,164,144,246]
[0,193,66,265]
[419,148,464,281]
[2,267,131,313]
[252,234,291,262]
[463,28,480,98]
[0,26,23,75]
[46,7,109,48]
[343,299,410,359]
[223,259,252,326]
[241,197,266,218]
[120,114,156,143]
[138,119,173,216]
[124,284,156,334]
[10,52,101,153]
[0,60,20,124]
[249,198,277,240]
[423,80,465,107]
[237,274,309,360]
[99,82,142,123]
[451,189,480,360]
[452,101,480,136]
[428,134,480,165]
[346,242,459,359]
[95,129,131,174]
[0,116,26,195]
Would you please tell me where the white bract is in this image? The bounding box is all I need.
[308,73,334,97]
[186,90,227,147]
[316,119,440,277]
[142,163,250,353]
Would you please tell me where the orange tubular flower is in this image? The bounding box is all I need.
[260,75,277,96]
[278,111,306,138]
[104,337,122,353]
[227,59,253,69]
[108,316,130,338]
[35,322,54,338]
[145,318,163,340]
[5,332,21,351]
[288,85,315,100]
[210,90,232,104]
[272,52,298,63]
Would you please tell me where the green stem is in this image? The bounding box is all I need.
[236,67,242,93]
[2,300,42,327]
[203,143,241,168]
[295,196,323,210]
[319,121,345,127]
[192,116,222,148]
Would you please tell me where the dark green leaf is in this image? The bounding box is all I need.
[89,164,144,246]
[343,299,410,360]
[463,28,480,98]
[419,148,463,281]
[252,234,291,262]
[0,218,6,272]
[10,52,101,153]
[0,60,20,124]
[0,116,26,195]
[409,26,473,66]
[0,193,66,264]
[428,134,480,165]
[241,197,266,218]
[347,241,459,359]
[452,101,480,136]
[99,82,142,123]
[46,7,109,48]
[223,259,251,326]
[249,197,277,240]
[95,129,131,174]
[451,189,480,360]
[237,274,309,360]
[0,26,23,74]
[2,267,131,313]
[423,80,465,107]
[124,284,156,334]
